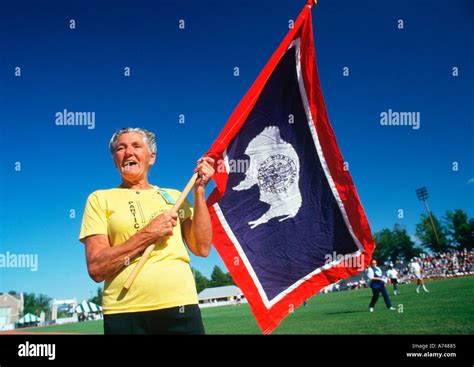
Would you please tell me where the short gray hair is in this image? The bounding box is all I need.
[109,127,157,154]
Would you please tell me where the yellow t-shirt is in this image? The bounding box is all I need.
[79,185,198,315]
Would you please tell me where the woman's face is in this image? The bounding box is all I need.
[112,132,156,181]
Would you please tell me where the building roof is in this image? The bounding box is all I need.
[198,285,242,301]
[0,293,22,306]
[76,300,102,313]
[18,313,39,324]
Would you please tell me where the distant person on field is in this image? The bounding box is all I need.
[386,264,400,295]
[366,259,395,312]
[410,258,429,293]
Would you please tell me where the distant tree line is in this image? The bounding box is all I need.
[7,291,52,319]
[192,265,235,293]
[373,209,473,264]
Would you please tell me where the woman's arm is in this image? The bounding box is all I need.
[83,211,178,282]
[181,156,215,257]
[182,187,212,257]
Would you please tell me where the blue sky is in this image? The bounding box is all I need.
[0,0,472,301]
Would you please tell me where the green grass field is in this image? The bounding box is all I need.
[16,277,474,334]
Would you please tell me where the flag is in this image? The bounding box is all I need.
[206,2,375,334]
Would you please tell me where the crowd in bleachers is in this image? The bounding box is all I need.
[345,279,367,290]
[398,249,473,282]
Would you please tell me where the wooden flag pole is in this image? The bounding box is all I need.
[123,172,199,290]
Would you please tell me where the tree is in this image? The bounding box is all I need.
[415,213,451,253]
[373,224,422,264]
[88,287,103,305]
[225,272,235,286]
[57,309,70,318]
[23,293,51,318]
[192,268,209,293]
[191,266,235,292]
[209,266,230,287]
[445,209,474,250]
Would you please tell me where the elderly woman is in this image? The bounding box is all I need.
[79,127,214,334]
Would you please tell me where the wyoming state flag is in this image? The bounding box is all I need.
[206,2,375,334]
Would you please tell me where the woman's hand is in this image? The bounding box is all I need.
[84,212,178,283]
[194,156,215,190]
[142,211,178,241]
[179,156,215,257]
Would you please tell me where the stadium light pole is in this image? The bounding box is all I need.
[416,187,440,245]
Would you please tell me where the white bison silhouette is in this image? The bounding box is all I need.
[233,126,302,229]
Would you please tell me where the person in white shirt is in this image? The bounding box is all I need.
[410,258,429,293]
[386,265,400,295]
[366,259,395,312]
